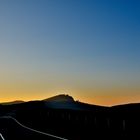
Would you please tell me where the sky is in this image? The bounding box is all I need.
[0,0,140,106]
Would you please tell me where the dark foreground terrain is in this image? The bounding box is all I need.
[0,95,140,140]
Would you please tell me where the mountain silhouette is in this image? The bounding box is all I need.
[44,94,74,102]
[0,95,140,140]
[43,94,106,111]
[43,94,80,110]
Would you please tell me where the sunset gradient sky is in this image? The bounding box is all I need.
[0,0,140,106]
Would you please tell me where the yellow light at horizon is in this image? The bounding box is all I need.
[0,83,140,106]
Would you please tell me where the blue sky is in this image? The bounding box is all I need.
[0,0,139,105]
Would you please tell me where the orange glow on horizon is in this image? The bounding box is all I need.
[0,87,140,106]
[1,94,140,107]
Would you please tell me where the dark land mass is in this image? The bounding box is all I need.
[1,100,25,105]
[0,94,140,140]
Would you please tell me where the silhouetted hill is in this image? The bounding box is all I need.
[44,94,78,110]
[1,100,25,105]
[44,94,74,102]
[43,94,107,111]
[0,95,140,139]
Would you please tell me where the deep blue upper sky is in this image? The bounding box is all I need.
[0,0,139,105]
